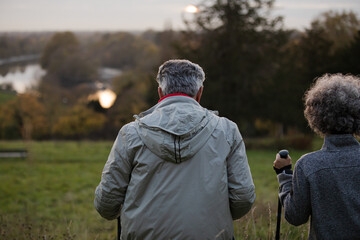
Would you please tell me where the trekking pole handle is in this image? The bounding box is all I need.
[275,149,289,240]
[279,149,289,159]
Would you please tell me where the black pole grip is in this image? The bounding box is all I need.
[117,216,121,240]
[275,149,289,240]
[275,198,282,240]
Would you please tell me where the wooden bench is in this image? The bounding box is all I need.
[0,149,28,158]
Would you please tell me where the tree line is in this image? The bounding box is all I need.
[0,0,359,141]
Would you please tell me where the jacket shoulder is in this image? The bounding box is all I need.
[119,121,137,134]
[215,116,243,145]
[117,122,143,151]
[215,116,238,131]
[295,150,327,177]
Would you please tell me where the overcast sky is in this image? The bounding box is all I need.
[0,0,359,32]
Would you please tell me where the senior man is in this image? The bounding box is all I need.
[95,59,255,239]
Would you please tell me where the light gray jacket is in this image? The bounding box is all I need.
[278,134,360,239]
[94,96,255,240]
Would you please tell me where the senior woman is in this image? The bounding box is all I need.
[273,73,360,239]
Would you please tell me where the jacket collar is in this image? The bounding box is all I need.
[136,95,201,119]
[322,134,360,151]
[158,93,193,103]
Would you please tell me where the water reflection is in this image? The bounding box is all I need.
[0,63,121,91]
[0,64,45,93]
[98,67,122,81]
[98,89,117,109]
[88,89,117,109]
[0,63,119,109]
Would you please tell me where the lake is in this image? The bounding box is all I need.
[0,62,121,94]
[0,64,45,93]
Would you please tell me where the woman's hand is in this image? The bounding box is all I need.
[273,153,292,169]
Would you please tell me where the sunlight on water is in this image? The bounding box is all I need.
[97,89,117,109]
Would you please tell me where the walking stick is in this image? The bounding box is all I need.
[275,197,282,240]
[117,216,121,240]
[275,149,289,240]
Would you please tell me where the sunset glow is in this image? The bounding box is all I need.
[185,5,199,13]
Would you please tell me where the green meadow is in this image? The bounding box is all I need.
[0,140,318,239]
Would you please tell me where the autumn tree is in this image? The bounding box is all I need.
[40,31,98,88]
[264,10,360,134]
[91,32,160,71]
[333,30,360,74]
[0,93,49,139]
[142,29,181,63]
[52,104,106,139]
[106,70,154,133]
[0,32,50,59]
[311,11,360,54]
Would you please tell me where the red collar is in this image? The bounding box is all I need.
[158,93,192,103]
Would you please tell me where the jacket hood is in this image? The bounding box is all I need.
[134,96,219,163]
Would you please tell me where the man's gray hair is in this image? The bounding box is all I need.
[156,59,205,97]
[304,73,360,136]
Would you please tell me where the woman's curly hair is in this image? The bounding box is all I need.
[304,73,360,136]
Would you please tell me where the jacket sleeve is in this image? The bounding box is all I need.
[94,125,134,220]
[227,124,256,220]
[278,163,311,226]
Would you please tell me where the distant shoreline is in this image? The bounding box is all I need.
[0,54,40,66]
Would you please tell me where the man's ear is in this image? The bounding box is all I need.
[158,87,164,99]
[195,86,203,103]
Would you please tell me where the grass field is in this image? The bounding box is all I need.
[0,140,317,239]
